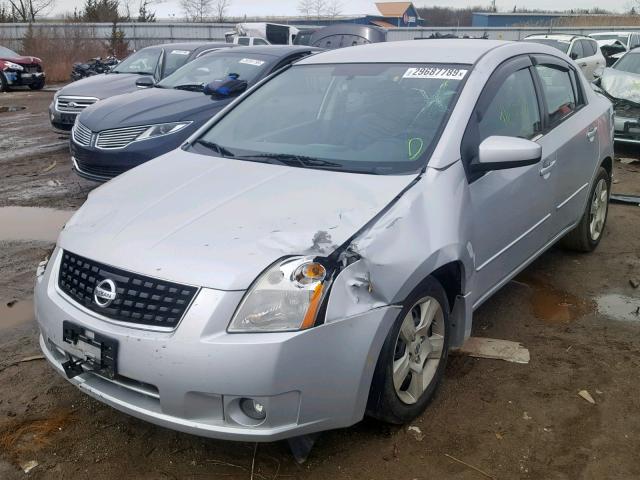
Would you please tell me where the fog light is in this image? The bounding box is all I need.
[239,398,266,421]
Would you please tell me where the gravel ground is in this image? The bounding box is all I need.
[1,89,639,480]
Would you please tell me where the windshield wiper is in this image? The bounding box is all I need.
[234,153,343,169]
[193,139,236,157]
[174,83,204,92]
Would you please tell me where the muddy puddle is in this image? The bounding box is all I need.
[513,275,593,323]
[0,299,34,330]
[596,294,640,323]
[0,206,74,242]
[0,105,26,113]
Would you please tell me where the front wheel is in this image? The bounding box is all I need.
[29,78,45,90]
[367,277,450,424]
[561,166,611,252]
[0,72,8,92]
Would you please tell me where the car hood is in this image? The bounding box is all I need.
[600,67,640,104]
[79,87,228,130]
[1,55,41,64]
[58,73,145,100]
[59,149,416,290]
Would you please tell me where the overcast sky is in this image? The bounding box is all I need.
[51,0,632,18]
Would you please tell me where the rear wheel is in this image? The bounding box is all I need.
[367,277,450,424]
[561,166,610,252]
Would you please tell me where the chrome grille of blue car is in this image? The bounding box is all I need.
[96,125,150,149]
[72,122,93,146]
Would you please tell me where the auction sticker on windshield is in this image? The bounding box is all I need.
[171,50,190,55]
[240,58,266,67]
[403,67,468,80]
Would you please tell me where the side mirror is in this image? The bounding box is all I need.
[135,76,155,88]
[473,136,542,172]
[203,74,248,99]
[570,52,579,60]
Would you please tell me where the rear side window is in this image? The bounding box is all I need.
[581,39,596,57]
[478,68,541,141]
[570,40,584,59]
[237,37,250,46]
[254,38,269,45]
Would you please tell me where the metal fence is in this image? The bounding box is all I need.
[0,22,237,50]
[2,22,640,50]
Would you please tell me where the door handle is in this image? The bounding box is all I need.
[580,63,587,67]
[540,159,556,177]
[587,126,598,142]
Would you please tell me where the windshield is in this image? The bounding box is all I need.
[113,48,162,75]
[527,39,570,54]
[158,52,272,90]
[0,45,19,58]
[613,52,640,74]
[591,34,629,46]
[191,63,468,175]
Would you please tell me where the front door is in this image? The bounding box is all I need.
[463,57,557,307]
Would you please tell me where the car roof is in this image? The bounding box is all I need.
[298,39,510,65]
[213,45,323,57]
[141,42,231,51]
[526,34,592,41]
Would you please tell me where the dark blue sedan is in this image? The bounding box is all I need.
[70,46,321,182]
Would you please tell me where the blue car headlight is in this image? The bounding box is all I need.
[137,121,192,141]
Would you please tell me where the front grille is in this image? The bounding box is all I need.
[58,250,198,329]
[72,122,93,146]
[24,64,41,73]
[96,125,149,149]
[56,95,98,113]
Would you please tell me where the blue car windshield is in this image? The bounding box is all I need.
[158,52,272,89]
[113,48,162,75]
[191,63,468,175]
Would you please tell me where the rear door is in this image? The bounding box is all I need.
[463,56,556,306]
[532,55,599,233]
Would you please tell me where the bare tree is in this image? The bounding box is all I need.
[311,0,325,19]
[180,0,212,21]
[6,0,54,21]
[213,0,230,22]
[325,0,341,18]
[297,0,313,18]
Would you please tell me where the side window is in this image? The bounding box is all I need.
[581,40,596,57]
[534,65,577,127]
[254,38,269,45]
[632,35,640,49]
[477,68,541,142]
[570,40,584,60]
[237,37,250,46]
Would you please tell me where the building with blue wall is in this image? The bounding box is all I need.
[472,12,572,27]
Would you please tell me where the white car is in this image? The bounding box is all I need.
[590,31,640,63]
[526,34,605,81]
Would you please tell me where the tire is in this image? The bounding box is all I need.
[367,276,450,424]
[29,79,45,90]
[0,72,8,92]
[561,166,611,252]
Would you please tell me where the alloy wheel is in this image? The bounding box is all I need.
[392,296,445,405]
[589,178,608,241]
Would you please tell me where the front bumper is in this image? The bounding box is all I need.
[4,70,45,87]
[35,249,397,441]
[49,102,76,132]
[614,114,640,144]
[70,131,191,182]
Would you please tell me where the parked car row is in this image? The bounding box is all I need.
[36,39,614,458]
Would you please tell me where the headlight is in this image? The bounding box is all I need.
[137,121,191,141]
[228,256,330,332]
[3,61,24,71]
